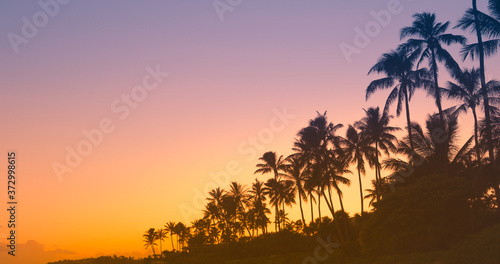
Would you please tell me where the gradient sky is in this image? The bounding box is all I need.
[1,1,499,263]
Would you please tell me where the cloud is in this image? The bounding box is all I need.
[0,240,76,264]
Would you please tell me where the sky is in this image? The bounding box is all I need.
[0,0,499,263]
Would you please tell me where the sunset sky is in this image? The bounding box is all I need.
[1,1,499,263]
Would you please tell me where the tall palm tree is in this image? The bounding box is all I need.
[143,228,157,256]
[155,228,167,256]
[367,47,432,150]
[294,112,343,219]
[202,202,221,243]
[457,0,500,161]
[340,125,376,213]
[303,177,317,224]
[174,222,189,251]
[263,178,295,231]
[226,181,252,237]
[255,151,287,232]
[284,154,308,226]
[164,222,176,251]
[400,12,467,122]
[248,178,270,234]
[355,107,400,187]
[443,68,485,161]
[324,153,351,214]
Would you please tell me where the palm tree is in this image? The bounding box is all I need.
[164,221,176,251]
[364,178,391,208]
[143,228,157,256]
[340,125,376,213]
[400,12,467,122]
[219,194,239,241]
[457,0,500,161]
[367,47,432,150]
[202,202,221,243]
[294,111,343,219]
[263,178,295,231]
[248,178,270,234]
[226,181,252,237]
[284,154,308,226]
[207,187,225,207]
[323,151,351,214]
[155,228,167,256]
[355,107,400,188]
[174,222,189,251]
[255,151,287,232]
[443,68,485,161]
[303,177,317,224]
[385,113,474,178]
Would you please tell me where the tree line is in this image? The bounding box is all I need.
[143,0,500,257]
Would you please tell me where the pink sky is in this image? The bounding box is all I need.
[0,1,499,263]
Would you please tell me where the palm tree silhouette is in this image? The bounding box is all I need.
[226,181,252,237]
[364,178,391,207]
[457,0,500,161]
[367,48,432,150]
[340,125,376,213]
[202,202,221,243]
[174,222,189,251]
[294,111,343,219]
[284,154,308,226]
[155,228,167,257]
[400,12,467,122]
[443,68,494,161]
[164,221,176,251]
[356,107,399,201]
[356,107,399,180]
[385,113,474,178]
[324,151,351,214]
[143,228,157,256]
[255,151,287,232]
[248,178,270,235]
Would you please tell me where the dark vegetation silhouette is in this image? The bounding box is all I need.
[49,1,500,264]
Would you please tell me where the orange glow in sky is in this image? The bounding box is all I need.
[1,1,499,263]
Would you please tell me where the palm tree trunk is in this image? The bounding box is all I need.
[337,189,345,212]
[298,193,306,227]
[323,189,335,217]
[159,233,162,257]
[472,107,481,161]
[170,232,174,251]
[310,193,314,223]
[404,85,414,150]
[275,204,279,232]
[317,192,322,219]
[431,48,444,123]
[282,203,287,228]
[357,166,364,213]
[375,142,381,201]
[328,185,335,212]
[473,0,495,161]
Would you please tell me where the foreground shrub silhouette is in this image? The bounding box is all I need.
[444,223,500,264]
[360,174,472,256]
